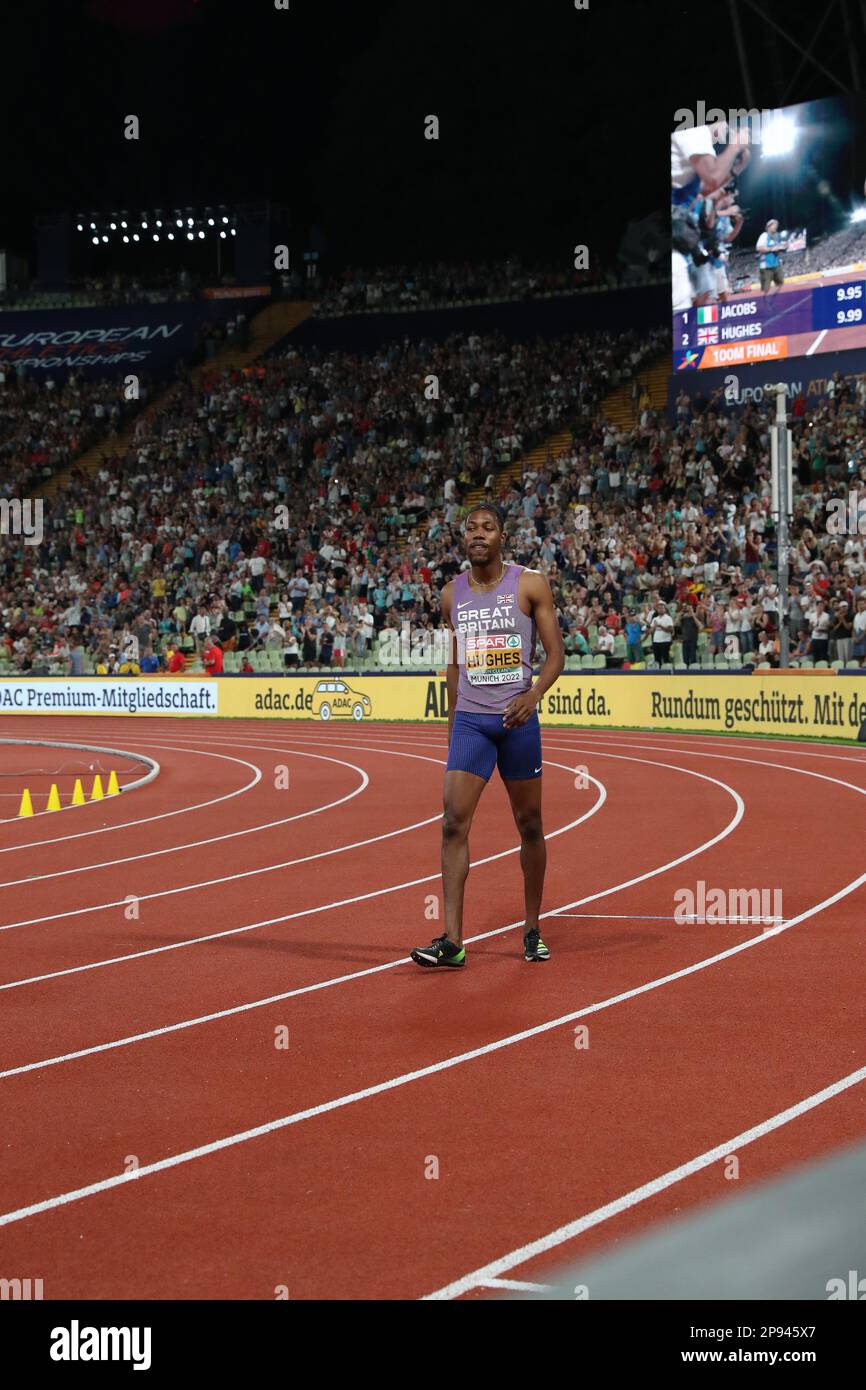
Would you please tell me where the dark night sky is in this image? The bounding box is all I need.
[3,0,865,275]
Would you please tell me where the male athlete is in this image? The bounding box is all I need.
[411,503,564,968]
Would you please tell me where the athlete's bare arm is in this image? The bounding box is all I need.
[440,579,458,741]
[503,571,565,728]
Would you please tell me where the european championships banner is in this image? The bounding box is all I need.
[2,674,866,740]
[0,300,261,379]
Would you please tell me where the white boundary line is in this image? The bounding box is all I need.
[0,744,740,989]
[0,744,368,892]
[0,755,607,992]
[422,1062,866,1299]
[1,852,864,1232]
[0,739,475,926]
[0,738,159,824]
[0,745,262,855]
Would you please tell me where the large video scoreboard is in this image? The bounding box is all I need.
[673,278,865,371]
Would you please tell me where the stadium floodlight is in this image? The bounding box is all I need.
[761,113,797,158]
[222,216,229,223]
[141,220,148,229]
[167,232,175,241]
[92,236,99,245]
[155,219,162,228]
[76,223,83,232]
[176,218,183,227]
[187,231,194,240]
[132,233,140,241]
[101,235,108,243]
[219,230,227,239]
[851,207,866,224]
[198,230,205,239]
[90,221,96,230]
[188,217,194,226]
[121,220,127,228]
[207,218,214,225]
[122,235,130,243]
[153,234,159,242]
[230,228,236,236]
[110,222,117,230]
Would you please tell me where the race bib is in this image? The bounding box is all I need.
[465,633,523,685]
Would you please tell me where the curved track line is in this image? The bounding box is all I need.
[0,739,159,824]
[0,746,369,892]
[0,742,465,930]
[0,747,262,855]
[423,1062,866,1299]
[0,755,608,991]
[2,842,864,1230]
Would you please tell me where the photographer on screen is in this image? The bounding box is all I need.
[756,219,786,293]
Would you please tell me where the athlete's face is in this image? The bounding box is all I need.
[464,510,503,564]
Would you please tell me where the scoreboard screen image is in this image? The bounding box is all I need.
[673,277,866,370]
[671,93,866,371]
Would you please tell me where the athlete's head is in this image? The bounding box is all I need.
[464,504,505,565]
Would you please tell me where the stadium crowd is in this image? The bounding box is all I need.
[2,312,866,676]
[314,257,614,315]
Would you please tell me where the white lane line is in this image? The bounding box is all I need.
[806,328,829,355]
[0,758,608,992]
[0,747,262,856]
[422,1061,866,1299]
[0,736,507,930]
[477,1279,554,1292]
[0,746,367,894]
[2,855,863,1231]
[553,913,786,924]
[1,745,738,1071]
[0,742,741,989]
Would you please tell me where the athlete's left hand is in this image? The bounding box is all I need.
[503,690,538,728]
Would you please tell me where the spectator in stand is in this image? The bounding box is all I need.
[852,595,866,667]
[809,599,831,663]
[189,603,211,654]
[829,601,853,666]
[649,601,674,665]
[202,635,224,675]
[624,611,644,665]
[678,604,699,667]
[167,645,187,674]
[140,644,161,673]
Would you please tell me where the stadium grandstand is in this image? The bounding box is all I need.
[3,276,864,679]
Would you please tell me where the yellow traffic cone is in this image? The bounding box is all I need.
[46,784,62,812]
[17,788,34,818]
[107,770,120,796]
[72,778,86,805]
[90,774,104,801]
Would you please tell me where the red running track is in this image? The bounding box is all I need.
[0,716,864,1300]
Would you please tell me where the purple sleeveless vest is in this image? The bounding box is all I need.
[452,562,536,714]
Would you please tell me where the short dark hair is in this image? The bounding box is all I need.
[464,503,505,531]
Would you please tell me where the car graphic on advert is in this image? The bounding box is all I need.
[310,679,372,721]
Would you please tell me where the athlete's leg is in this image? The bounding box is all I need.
[503,774,545,932]
[441,769,487,946]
